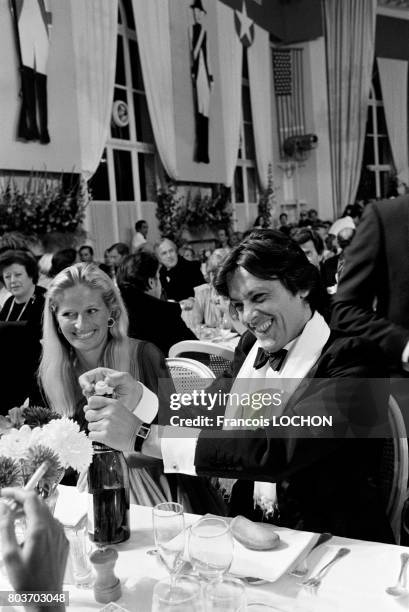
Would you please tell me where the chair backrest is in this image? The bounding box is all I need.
[166,357,215,395]
[380,395,409,544]
[168,340,235,377]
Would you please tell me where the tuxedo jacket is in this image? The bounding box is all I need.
[159,258,205,302]
[194,331,393,542]
[120,287,196,356]
[332,197,409,369]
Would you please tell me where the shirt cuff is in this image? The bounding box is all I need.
[132,383,158,424]
[161,428,200,476]
[402,341,409,368]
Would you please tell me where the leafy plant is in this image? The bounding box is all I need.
[156,182,232,243]
[0,173,90,236]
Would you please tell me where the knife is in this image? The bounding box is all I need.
[289,532,333,577]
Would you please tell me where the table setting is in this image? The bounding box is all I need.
[1,483,408,612]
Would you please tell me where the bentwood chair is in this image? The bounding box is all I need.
[166,357,215,395]
[168,340,235,377]
[380,395,409,544]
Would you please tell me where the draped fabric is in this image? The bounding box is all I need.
[132,0,178,179]
[70,0,118,179]
[378,58,409,185]
[216,1,243,187]
[248,25,273,190]
[323,0,376,213]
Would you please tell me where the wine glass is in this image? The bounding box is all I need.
[153,502,186,589]
[188,517,234,583]
[204,577,246,611]
[152,575,203,612]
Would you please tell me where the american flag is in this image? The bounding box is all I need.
[272,48,306,158]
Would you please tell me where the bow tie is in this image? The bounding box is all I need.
[253,347,288,371]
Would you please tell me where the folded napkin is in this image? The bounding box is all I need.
[54,484,88,529]
[185,514,319,583]
[230,525,319,583]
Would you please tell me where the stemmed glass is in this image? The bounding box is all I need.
[152,502,186,589]
[188,517,234,583]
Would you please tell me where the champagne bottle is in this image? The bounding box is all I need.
[87,381,130,545]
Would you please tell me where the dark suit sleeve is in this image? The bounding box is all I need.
[194,338,389,482]
[331,203,409,366]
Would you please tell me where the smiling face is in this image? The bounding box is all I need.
[55,285,111,363]
[2,263,35,303]
[227,267,311,352]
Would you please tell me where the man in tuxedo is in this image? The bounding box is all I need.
[331,197,409,376]
[80,230,392,542]
[156,238,204,302]
[117,250,196,356]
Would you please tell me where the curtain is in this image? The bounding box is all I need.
[132,0,178,179]
[323,0,376,213]
[70,0,118,179]
[378,58,409,185]
[216,1,243,187]
[248,25,273,190]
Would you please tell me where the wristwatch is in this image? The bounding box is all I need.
[133,422,151,452]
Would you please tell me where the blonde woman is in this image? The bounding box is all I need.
[39,262,175,507]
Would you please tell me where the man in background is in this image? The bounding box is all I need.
[132,220,149,252]
[156,238,204,301]
[78,245,94,263]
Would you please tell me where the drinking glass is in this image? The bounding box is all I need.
[152,576,203,612]
[189,517,234,583]
[204,577,246,611]
[153,502,185,588]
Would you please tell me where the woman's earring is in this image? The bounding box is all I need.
[107,317,115,328]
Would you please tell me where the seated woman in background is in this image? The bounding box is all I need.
[0,249,45,335]
[117,250,196,356]
[39,262,222,513]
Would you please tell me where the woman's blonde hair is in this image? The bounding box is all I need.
[40,263,130,417]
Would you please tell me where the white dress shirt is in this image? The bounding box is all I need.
[160,311,330,475]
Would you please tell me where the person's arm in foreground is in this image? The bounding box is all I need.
[0,488,69,612]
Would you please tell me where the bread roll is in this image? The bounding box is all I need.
[231,515,280,551]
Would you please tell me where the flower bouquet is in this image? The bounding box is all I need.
[0,406,93,502]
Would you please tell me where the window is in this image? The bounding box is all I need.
[356,66,394,201]
[88,0,157,203]
[232,49,258,205]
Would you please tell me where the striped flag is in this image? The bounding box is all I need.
[272,48,305,158]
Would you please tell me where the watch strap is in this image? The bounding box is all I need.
[134,422,151,452]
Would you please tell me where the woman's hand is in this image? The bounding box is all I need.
[0,489,69,608]
[78,368,143,412]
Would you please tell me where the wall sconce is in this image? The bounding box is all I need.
[277,160,301,179]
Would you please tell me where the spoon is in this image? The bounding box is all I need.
[386,553,409,597]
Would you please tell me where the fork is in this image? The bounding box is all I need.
[301,547,350,591]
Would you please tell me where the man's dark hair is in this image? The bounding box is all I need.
[214,229,322,312]
[79,245,94,256]
[279,212,288,221]
[117,250,159,292]
[348,203,363,220]
[50,248,77,277]
[135,220,147,232]
[292,228,324,255]
[108,242,130,256]
[0,249,39,284]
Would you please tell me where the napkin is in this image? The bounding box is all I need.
[185,515,319,583]
[230,525,319,582]
[54,485,88,528]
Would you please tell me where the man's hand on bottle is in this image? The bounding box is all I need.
[85,395,142,452]
[78,368,143,412]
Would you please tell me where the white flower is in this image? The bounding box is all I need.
[0,425,33,459]
[34,417,93,473]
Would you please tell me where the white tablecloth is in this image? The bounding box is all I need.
[1,502,408,612]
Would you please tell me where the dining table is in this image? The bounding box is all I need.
[0,488,408,612]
